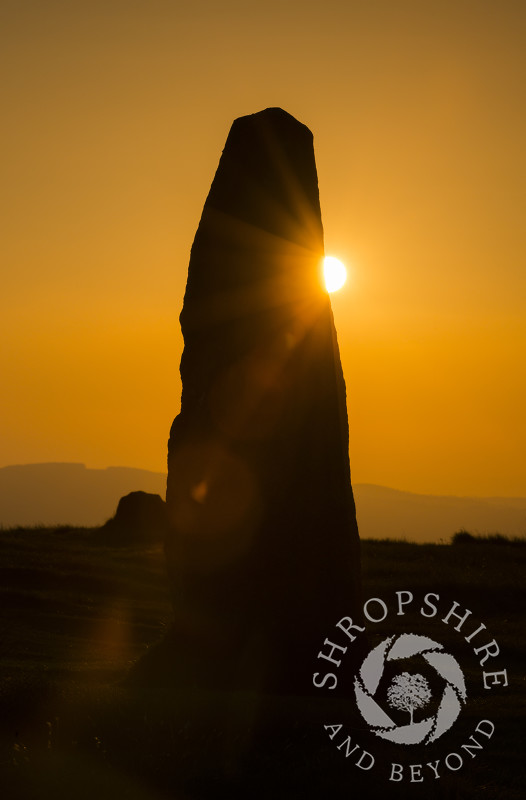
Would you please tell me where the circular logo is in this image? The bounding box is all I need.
[354,633,467,745]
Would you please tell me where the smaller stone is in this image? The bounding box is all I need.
[102,491,167,544]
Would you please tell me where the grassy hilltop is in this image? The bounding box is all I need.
[0,527,524,799]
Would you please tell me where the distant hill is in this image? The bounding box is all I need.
[0,463,525,542]
[354,484,526,543]
[0,463,166,528]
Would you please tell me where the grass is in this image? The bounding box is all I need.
[451,530,526,546]
[0,526,524,799]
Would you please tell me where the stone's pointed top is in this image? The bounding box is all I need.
[249,107,296,119]
[200,105,322,261]
[233,107,312,133]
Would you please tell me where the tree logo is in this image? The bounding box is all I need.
[387,672,432,724]
[354,633,467,745]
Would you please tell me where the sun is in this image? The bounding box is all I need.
[323,256,347,293]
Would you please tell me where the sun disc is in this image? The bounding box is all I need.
[323,256,347,293]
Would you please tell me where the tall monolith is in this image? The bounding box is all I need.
[165,108,362,693]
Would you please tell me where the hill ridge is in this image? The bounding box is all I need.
[1,463,524,542]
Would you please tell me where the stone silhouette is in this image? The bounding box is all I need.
[165,108,362,693]
[103,491,167,544]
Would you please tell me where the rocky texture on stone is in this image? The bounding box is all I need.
[165,108,362,693]
[103,491,167,544]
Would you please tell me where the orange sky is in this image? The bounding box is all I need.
[2,1,525,496]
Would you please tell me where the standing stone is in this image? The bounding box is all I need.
[166,108,362,693]
[102,491,167,545]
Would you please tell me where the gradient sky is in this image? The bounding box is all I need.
[2,0,525,496]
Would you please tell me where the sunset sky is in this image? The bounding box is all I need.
[2,1,525,497]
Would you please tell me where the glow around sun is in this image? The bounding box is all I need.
[323,256,347,293]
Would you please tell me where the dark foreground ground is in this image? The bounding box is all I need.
[0,527,524,799]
